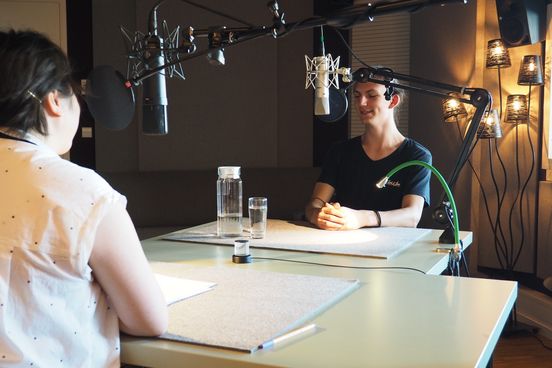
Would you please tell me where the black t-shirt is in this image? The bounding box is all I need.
[318,136,432,211]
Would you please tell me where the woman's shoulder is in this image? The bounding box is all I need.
[35,154,118,200]
[53,156,110,183]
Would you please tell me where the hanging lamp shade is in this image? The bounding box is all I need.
[485,39,511,69]
[504,95,528,124]
[442,93,468,123]
[478,109,502,138]
[517,55,543,86]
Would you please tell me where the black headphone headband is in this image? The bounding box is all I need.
[353,67,397,101]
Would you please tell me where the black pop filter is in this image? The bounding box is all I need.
[316,88,348,123]
[85,65,136,130]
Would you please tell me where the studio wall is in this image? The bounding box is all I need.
[92,0,313,172]
[409,0,478,234]
[477,0,542,275]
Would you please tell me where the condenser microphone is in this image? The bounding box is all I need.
[313,55,330,116]
[305,52,351,123]
[305,27,350,122]
[305,54,337,117]
[313,26,330,116]
[142,33,168,135]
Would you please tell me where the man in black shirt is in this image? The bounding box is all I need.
[305,78,431,230]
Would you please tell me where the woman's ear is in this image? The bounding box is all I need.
[42,90,63,117]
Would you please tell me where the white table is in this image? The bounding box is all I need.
[121,226,516,368]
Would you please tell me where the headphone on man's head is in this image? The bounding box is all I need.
[352,67,397,101]
[383,85,395,101]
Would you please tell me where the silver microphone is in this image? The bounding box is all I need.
[305,53,351,118]
[312,55,330,116]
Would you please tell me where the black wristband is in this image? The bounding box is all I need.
[374,210,382,227]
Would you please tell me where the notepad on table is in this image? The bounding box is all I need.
[154,273,216,305]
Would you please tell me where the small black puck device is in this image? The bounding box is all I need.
[232,239,252,263]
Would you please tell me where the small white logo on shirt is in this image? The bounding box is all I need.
[386,180,401,188]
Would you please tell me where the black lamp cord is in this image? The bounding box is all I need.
[458,111,509,270]
[330,26,370,68]
[453,119,517,279]
[513,84,536,268]
[493,138,510,265]
[454,121,495,252]
[251,257,426,274]
[504,84,536,272]
[492,67,509,270]
[254,256,552,349]
[250,257,552,347]
[489,139,509,268]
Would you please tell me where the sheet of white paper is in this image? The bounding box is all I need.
[154,273,216,305]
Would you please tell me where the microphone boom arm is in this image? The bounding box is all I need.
[132,0,470,84]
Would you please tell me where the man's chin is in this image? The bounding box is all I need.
[360,119,374,125]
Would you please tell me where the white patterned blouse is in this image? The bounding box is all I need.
[0,130,124,367]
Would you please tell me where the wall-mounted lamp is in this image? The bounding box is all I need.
[504,95,528,124]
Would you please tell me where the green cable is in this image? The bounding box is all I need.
[380,160,460,247]
[319,26,325,55]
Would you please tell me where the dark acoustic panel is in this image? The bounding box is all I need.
[496,0,545,47]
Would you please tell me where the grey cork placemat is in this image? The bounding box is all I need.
[150,262,359,352]
[164,219,431,259]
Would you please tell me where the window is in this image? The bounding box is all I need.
[543,3,552,177]
[350,6,411,137]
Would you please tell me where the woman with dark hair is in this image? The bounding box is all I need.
[0,30,167,367]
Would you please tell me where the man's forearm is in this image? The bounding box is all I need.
[377,207,421,228]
